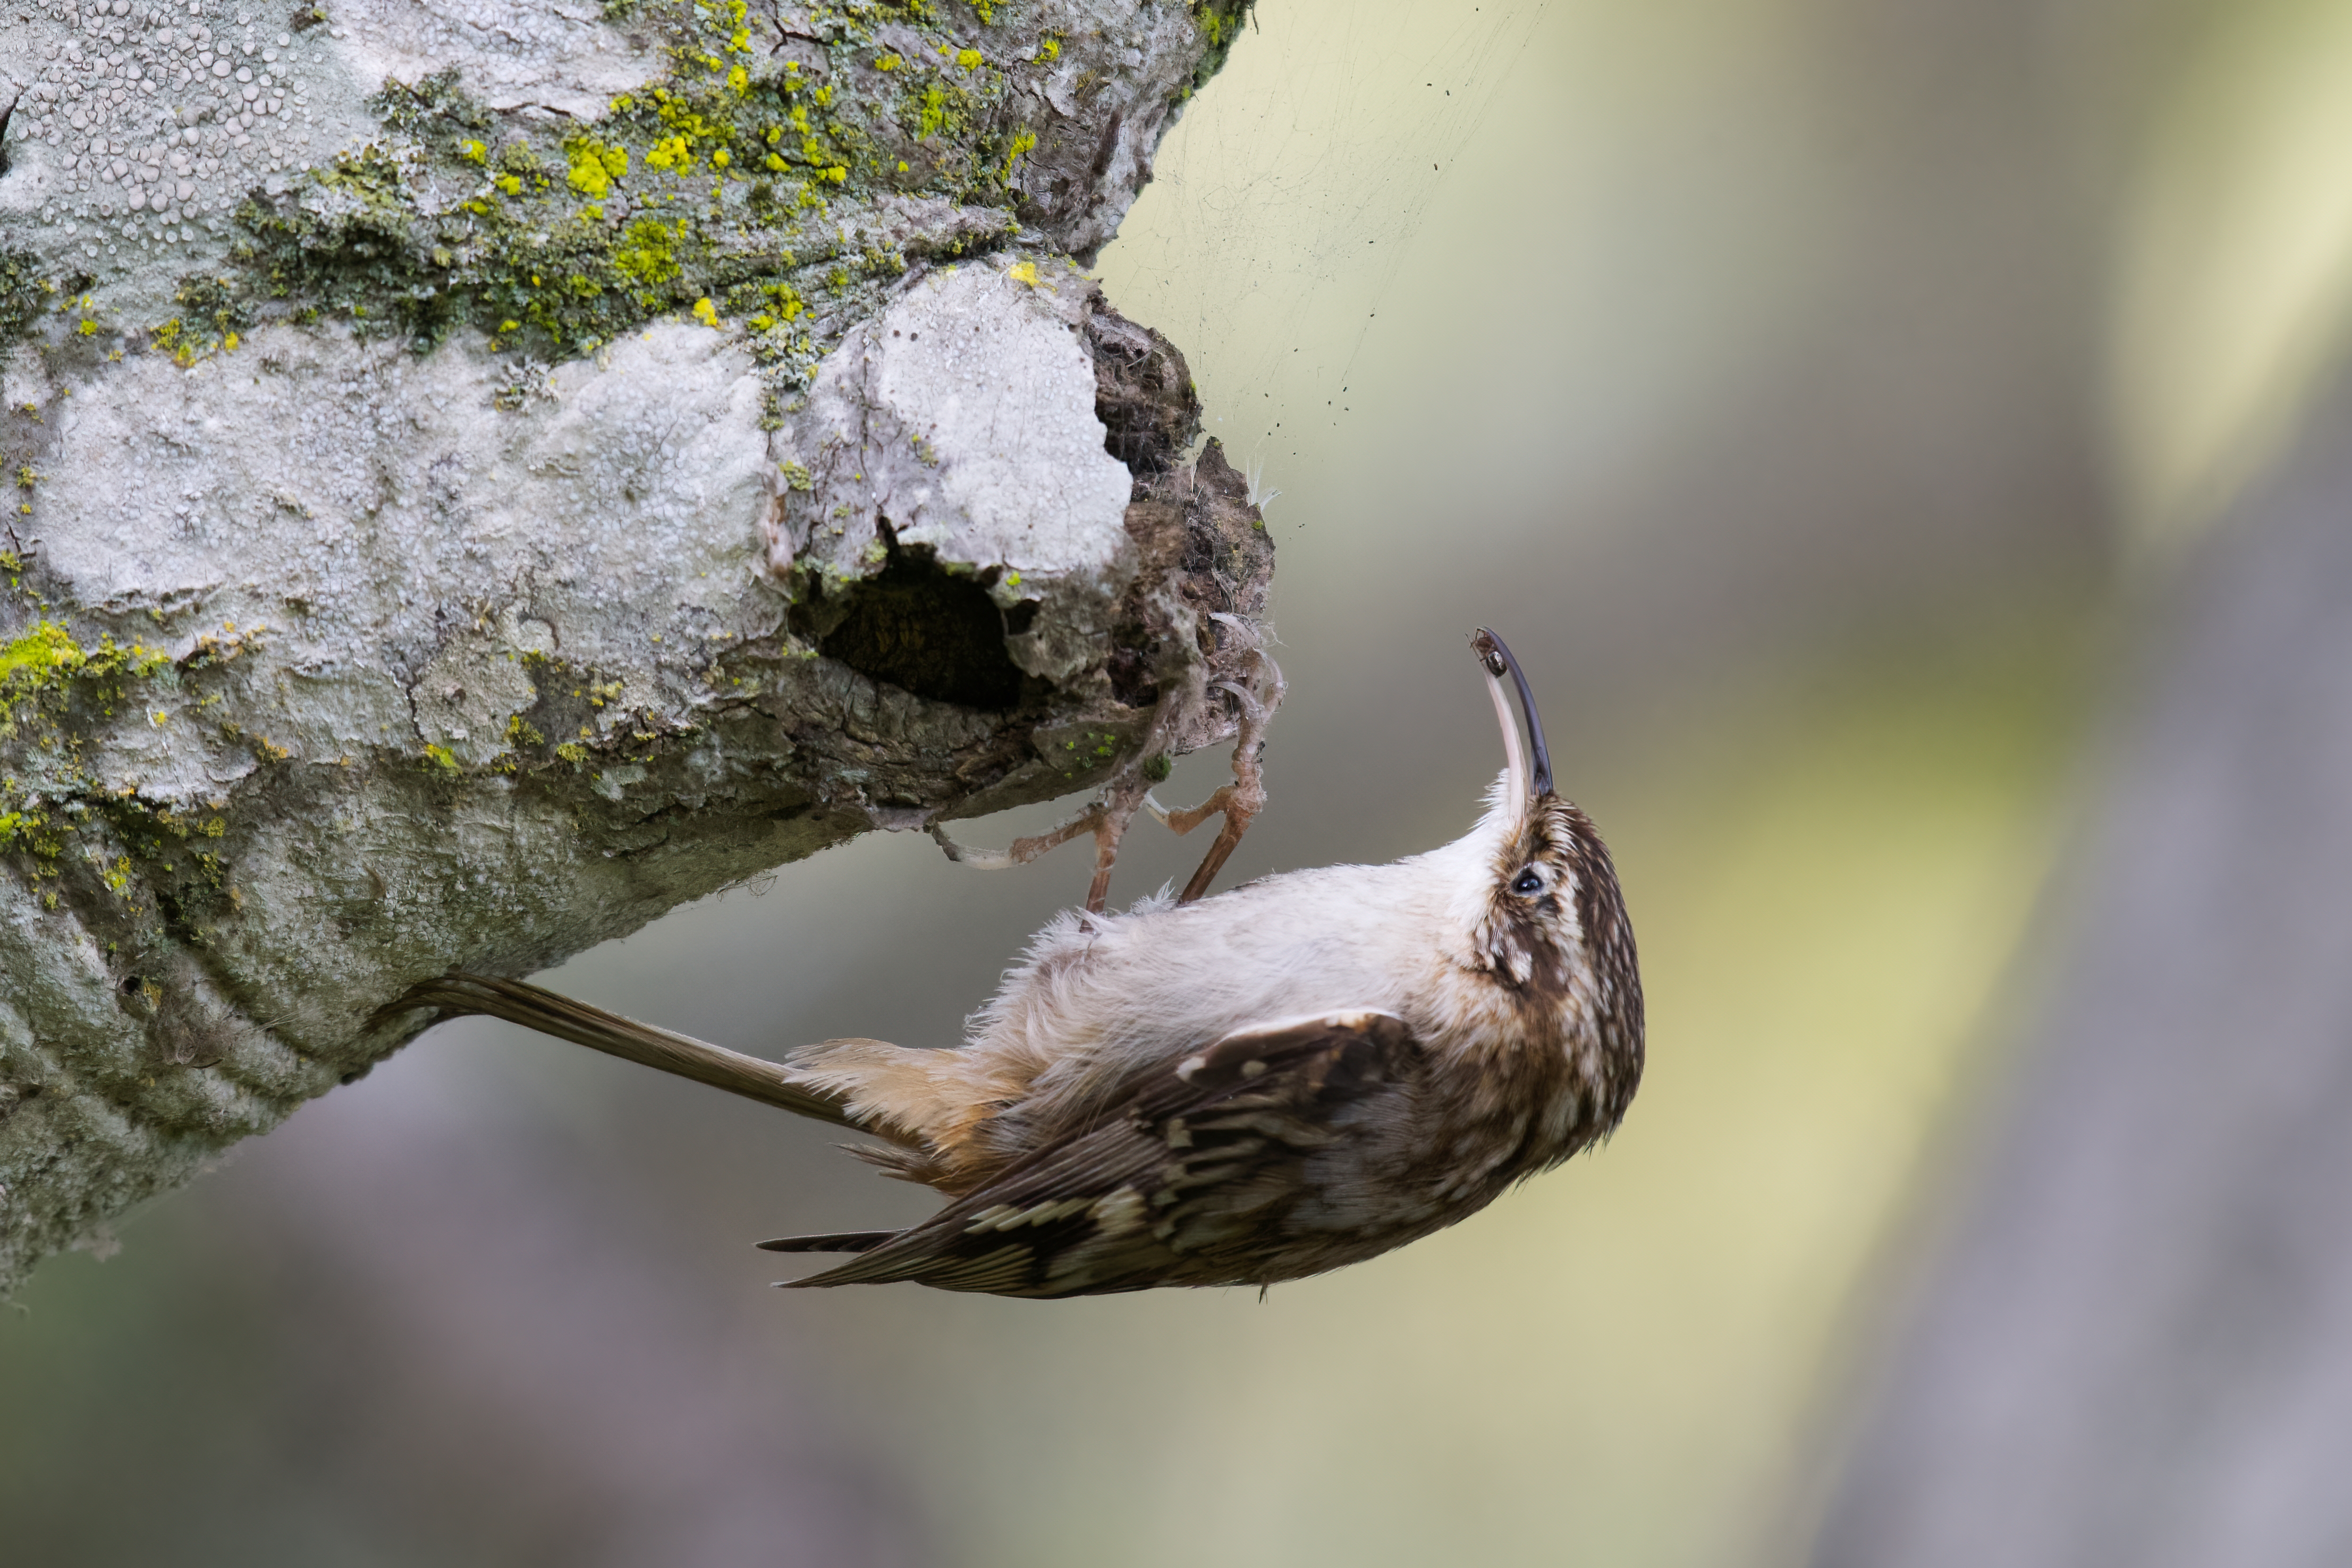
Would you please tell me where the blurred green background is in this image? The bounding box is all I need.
[10,0,2352,1562]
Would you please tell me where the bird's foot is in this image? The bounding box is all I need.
[1148,649,1286,904]
[930,647,1285,911]
[929,776,1149,914]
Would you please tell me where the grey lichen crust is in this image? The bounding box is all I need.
[0,0,1270,1291]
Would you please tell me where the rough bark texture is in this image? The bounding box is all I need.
[0,0,1272,1291]
[1813,372,2352,1565]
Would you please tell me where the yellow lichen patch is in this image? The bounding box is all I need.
[1007,259,1040,288]
[1002,128,1037,181]
[1,622,87,685]
[916,84,952,140]
[693,297,721,328]
[565,136,630,198]
[612,217,687,291]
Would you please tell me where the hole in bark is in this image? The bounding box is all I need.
[1106,637,1158,708]
[817,548,1026,710]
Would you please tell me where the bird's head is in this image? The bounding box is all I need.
[1449,630,1644,1086]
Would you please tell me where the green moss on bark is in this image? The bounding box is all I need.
[156,0,1229,385]
[1,248,95,354]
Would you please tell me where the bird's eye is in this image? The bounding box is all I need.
[1512,867,1543,896]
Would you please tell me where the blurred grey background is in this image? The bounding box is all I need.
[13,0,2352,1562]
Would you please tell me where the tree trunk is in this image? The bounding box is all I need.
[1814,369,2352,1565]
[0,0,1271,1291]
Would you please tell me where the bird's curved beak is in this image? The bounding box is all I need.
[1471,628,1555,820]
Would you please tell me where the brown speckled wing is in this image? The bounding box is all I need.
[760,1011,1423,1298]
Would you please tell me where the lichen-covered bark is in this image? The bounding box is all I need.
[0,0,1271,1291]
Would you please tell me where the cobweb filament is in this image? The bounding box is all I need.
[1097,0,1548,478]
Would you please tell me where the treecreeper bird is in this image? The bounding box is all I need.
[388,630,1643,1298]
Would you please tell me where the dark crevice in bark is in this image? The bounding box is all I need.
[1087,298,1203,485]
[805,539,1030,711]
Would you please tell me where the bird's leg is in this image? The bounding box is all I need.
[928,775,1150,914]
[929,647,1283,911]
[929,801,1105,872]
[1147,652,1286,904]
[1081,776,1150,914]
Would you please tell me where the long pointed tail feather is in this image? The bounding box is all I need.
[756,1231,899,1254]
[380,972,878,1133]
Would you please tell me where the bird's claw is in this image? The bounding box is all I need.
[1164,649,1283,904]
[930,648,1284,911]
